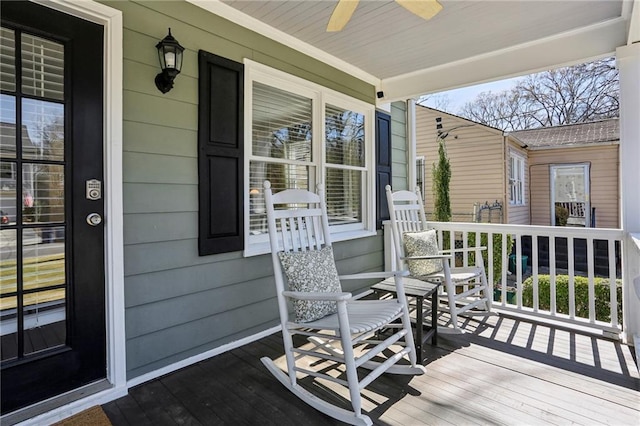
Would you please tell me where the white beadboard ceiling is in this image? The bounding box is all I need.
[194,0,637,101]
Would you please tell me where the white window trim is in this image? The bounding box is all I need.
[243,60,376,257]
[509,151,525,206]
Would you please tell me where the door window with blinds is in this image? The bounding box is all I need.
[1,27,67,360]
[246,62,374,250]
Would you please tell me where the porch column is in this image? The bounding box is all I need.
[616,42,640,345]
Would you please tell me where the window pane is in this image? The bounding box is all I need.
[325,104,364,167]
[0,27,16,92]
[21,33,64,100]
[249,161,313,235]
[326,168,362,225]
[0,94,16,159]
[252,82,312,161]
[23,226,66,291]
[23,289,66,356]
[22,99,64,161]
[1,229,17,296]
[0,296,18,361]
[21,164,64,224]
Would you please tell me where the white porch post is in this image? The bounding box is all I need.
[407,99,417,192]
[616,42,640,346]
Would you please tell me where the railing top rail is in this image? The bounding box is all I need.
[425,221,624,240]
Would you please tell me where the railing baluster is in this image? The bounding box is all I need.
[487,232,494,293]
[587,238,596,323]
[550,237,556,316]
[568,237,575,320]
[515,233,522,307]
[500,233,507,306]
[608,239,618,328]
[532,235,539,312]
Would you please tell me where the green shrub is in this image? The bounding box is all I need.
[555,205,569,226]
[522,274,622,322]
[466,233,514,283]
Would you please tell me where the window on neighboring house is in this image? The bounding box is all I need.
[415,156,425,200]
[509,152,525,205]
[245,61,374,254]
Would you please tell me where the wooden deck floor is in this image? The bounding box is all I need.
[103,313,640,425]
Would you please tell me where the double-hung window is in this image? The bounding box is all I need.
[245,61,375,255]
[509,152,525,205]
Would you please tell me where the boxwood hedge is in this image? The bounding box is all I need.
[522,274,622,323]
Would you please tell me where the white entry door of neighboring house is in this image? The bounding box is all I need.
[550,163,591,227]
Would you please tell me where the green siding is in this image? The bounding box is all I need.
[391,101,409,191]
[101,0,383,379]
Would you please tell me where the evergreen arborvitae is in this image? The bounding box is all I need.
[432,136,451,222]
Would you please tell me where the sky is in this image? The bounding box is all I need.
[420,77,521,115]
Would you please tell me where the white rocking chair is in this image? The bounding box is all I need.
[261,181,426,426]
[386,185,492,334]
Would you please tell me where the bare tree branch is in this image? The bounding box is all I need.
[458,58,618,131]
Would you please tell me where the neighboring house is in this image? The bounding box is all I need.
[415,106,529,224]
[416,106,619,229]
[510,119,620,229]
[0,1,638,425]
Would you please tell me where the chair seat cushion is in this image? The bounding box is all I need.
[278,246,342,323]
[403,230,444,277]
[296,299,404,334]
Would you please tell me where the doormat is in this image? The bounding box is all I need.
[52,406,112,426]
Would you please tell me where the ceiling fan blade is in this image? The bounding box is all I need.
[327,0,360,32]
[395,0,443,21]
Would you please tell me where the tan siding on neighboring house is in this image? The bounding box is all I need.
[528,145,619,228]
[416,107,506,222]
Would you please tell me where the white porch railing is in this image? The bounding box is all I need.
[384,222,624,337]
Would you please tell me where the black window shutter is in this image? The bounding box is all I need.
[198,50,244,255]
[375,111,392,229]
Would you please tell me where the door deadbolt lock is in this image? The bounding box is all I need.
[86,179,102,200]
[86,213,102,226]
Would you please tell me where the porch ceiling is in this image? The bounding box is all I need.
[194,0,638,103]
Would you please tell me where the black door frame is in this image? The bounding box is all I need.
[0,1,125,417]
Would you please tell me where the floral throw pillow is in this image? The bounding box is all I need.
[278,246,342,323]
[403,229,444,277]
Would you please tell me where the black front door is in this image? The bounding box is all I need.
[0,1,106,414]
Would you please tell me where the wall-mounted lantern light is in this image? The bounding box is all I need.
[155,28,184,94]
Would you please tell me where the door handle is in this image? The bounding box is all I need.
[86,213,102,226]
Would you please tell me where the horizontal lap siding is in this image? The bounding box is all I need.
[528,145,619,228]
[416,107,505,221]
[391,102,408,190]
[105,0,379,379]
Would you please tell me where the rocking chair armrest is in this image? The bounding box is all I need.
[281,290,353,302]
[339,270,409,281]
[401,253,452,261]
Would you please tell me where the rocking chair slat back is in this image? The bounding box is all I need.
[261,180,426,425]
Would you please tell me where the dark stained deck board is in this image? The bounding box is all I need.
[129,379,199,425]
[103,313,640,425]
[233,341,342,423]
[196,351,305,426]
[110,391,153,425]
